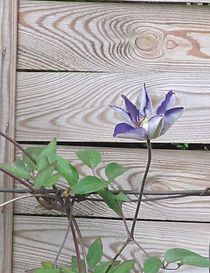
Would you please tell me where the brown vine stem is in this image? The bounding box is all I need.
[0,188,210,204]
[73,217,89,273]
[0,167,34,191]
[105,238,131,273]
[70,218,82,273]
[106,140,152,271]
[120,189,210,196]
[0,131,36,164]
[130,139,152,238]
[0,188,210,198]
[121,208,148,256]
[54,202,74,268]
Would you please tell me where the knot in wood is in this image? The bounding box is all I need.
[135,32,159,52]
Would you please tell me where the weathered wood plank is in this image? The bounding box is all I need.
[18,1,210,72]
[0,0,18,272]
[14,146,210,222]
[17,72,210,143]
[13,216,210,273]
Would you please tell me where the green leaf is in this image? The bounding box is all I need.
[99,189,122,216]
[0,163,31,179]
[113,192,129,202]
[71,256,85,273]
[93,262,112,273]
[37,155,49,172]
[62,268,74,273]
[71,256,78,272]
[72,176,107,195]
[111,260,135,273]
[143,257,162,273]
[164,248,200,263]
[56,156,79,187]
[15,159,26,170]
[43,173,61,188]
[87,238,103,268]
[41,261,54,269]
[34,268,59,273]
[105,163,128,180]
[38,138,57,164]
[76,149,101,169]
[23,147,44,172]
[24,147,44,160]
[182,255,210,268]
[34,165,55,189]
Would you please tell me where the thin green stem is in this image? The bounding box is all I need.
[130,139,152,238]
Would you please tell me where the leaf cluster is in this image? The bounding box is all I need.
[0,139,128,215]
[143,248,210,273]
[35,239,134,273]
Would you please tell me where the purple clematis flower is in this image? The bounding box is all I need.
[111,84,184,141]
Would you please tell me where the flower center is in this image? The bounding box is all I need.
[136,116,149,130]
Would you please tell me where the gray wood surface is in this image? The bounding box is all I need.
[13,216,210,273]
[16,72,210,143]
[18,1,210,72]
[0,0,18,272]
[10,2,210,273]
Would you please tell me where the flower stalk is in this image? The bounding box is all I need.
[130,139,152,238]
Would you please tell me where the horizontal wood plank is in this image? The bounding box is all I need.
[18,1,210,72]
[17,72,210,143]
[13,216,210,273]
[14,146,210,222]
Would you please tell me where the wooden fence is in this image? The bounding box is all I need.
[1,0,210,272]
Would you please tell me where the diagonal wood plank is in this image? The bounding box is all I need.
[16,72,210,143]
[0,0,18,272]
[13,216,210,273]
[18,1,210,72]
[14,146,210,222]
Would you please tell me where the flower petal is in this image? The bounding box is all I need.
[113,123,146,140]
[156,90,175,115]
[161,107,184,135]
[147,115,164,139]
[140,84,153,117]
[121,95,139,122]
[110,105,133,125]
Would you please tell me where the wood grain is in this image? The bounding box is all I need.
[18,1,210,72]
[14,146,210,222]
[13,216,210,273]
[0,0,18,272]
[16,72,210,143]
